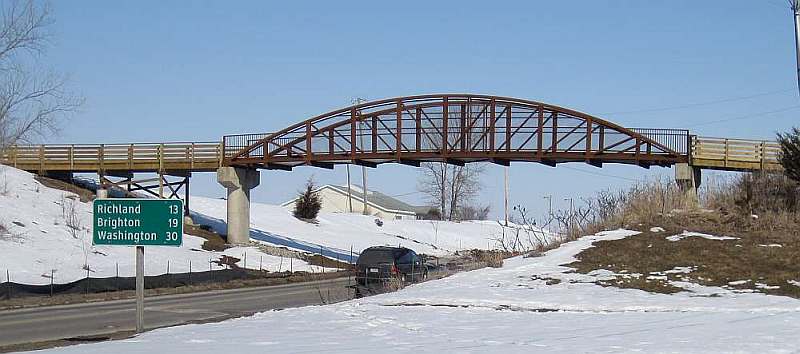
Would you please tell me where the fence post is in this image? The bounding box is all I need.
[85,264,90,295]
[50,269,54,297]
[273,256,276,273]
[115,262,119,291]
[5,269,10,300]
[209,258,213,282]
[320,246,324,273]
[290,257,293,273]
[244,252,247,269]
[188,260,192,285]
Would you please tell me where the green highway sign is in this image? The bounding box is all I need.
[93,199,183,246]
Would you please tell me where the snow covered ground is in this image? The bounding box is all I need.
[0,166,320,285]
[35,229,800,353]
[0,165,542,285]
[189,196,527,262]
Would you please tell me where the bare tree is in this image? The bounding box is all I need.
[0,0,81,149]
[417,162,485,221]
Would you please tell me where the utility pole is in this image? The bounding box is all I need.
[346,165,353,213]
[792,0,800,95]
[352,97,369,215]
[503,166,509,226]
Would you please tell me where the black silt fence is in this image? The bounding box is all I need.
[1,269,267,299]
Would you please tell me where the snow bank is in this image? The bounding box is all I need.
[0,166,319,285]
[38,229,800,353]
[189,197,548,262]
[0,165,554,285]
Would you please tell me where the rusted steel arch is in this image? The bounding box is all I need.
[223,94,690,170]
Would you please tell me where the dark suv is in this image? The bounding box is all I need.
[355,246,427,287]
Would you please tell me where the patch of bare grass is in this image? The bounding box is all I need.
[568,216,800,298]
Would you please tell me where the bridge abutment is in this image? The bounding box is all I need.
[674,163,702,207]
[217,167,260,245]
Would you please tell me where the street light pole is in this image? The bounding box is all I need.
[352,97,369,215]
[504,166,509,226]
[792,0,800,95]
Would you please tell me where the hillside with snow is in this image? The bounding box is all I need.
[0,165,542,285]
[36,229,800,353]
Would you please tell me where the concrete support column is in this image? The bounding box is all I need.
[217,167,260,245]
[674,163,702,208]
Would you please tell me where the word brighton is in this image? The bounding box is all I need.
[96,217,141,230]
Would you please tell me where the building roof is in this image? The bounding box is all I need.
[281,184,421,215]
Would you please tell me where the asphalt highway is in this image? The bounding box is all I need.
[0,277,353,351]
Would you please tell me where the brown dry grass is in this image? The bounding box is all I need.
[569,213,800,298]
[564,172,800,298]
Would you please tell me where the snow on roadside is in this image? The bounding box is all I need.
[0,165,554,285]
[665,231,739,242]
[188,195,557,261]
[37,228,800,353]
[0,166,320,285]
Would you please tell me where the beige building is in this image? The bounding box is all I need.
[281,185,420,220]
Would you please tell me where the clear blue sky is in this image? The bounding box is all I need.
[44,1,799,220]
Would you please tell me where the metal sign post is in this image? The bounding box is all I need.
[136,245,144,333]
[92,198,183,334]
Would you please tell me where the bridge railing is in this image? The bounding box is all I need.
[0,142,224,172]
[691,136,782,171]
[629,128,690,155]
[223,128,692,162]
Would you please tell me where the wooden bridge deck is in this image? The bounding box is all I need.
[0,143,225,173]
[0,137,784,174]
[690,137,782,172]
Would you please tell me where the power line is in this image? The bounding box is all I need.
[388,190,423,198]
[600,88,793,116]
[687,105,800,128]
[560,165,642,183]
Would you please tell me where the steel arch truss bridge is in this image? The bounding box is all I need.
[225,95,690,170]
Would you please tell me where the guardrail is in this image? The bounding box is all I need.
[0,142,224,173]
[691,136,782,171]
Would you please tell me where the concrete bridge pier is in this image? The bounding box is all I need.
[217,167,260,245]
[674,163,702,207]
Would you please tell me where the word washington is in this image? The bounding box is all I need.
[96,230,157,243]
[96,217,141,229]
[96,203,141,214]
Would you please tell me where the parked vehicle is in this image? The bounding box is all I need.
[355,246,427,287]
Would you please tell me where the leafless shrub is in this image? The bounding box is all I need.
[457,204,491,221]
[561,173,799,238]
[494,205,554,253]
[385,275,405,292]
[0,166,8,196]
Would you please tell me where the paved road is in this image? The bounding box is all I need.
[0,277,353,351]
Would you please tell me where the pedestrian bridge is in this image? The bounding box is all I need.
[0,94,781,173]
[0,94,784,244]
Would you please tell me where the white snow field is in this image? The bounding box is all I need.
[189,196,532,262]
[35,229,800,353]
[0,165,536,285]
[0,166,321,285]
